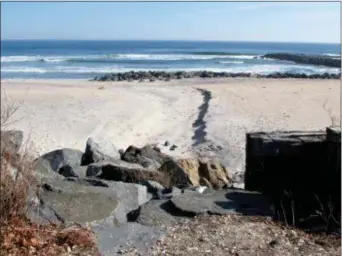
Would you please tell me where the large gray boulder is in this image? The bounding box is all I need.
[170,188,273,217]
[82,137,121,165]
[26,180,122,225]
[86,161,169,187]
[66,178,152,217]
[33,148,84,180]
[1,130,23,155]
[26,179,163,255]
[27,178,152,225]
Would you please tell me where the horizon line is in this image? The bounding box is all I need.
[1,39,340,44]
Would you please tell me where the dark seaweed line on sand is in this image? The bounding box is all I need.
[192,88,212,146]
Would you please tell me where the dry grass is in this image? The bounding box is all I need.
[1,90,23,129]
[0,217,100,256]
[122,214,340,256]
[0,91,33,223]
[0,141,34,222]
[0,91,100,256]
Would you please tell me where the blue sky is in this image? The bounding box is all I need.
[1,2,340,43]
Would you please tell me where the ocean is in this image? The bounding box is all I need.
[1,40,340,79]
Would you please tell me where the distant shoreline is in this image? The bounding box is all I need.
[3,40,340,79]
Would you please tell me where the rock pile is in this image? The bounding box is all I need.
[3,131,273,255]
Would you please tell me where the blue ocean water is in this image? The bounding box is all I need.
[1,40,340,79]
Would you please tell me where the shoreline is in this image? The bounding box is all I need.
[2,73,341,84]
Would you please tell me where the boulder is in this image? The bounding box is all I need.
[86,162,170,187]
[177,159,201,186]
[159,158,231,189]
[1,130,23,155]
[26,179,163,255]
[82,137,120,165]
[199,160,231,189]
[33,148,83,180]
[121,145,172,169]
[66,178,152,219]
[26,180,122,225]
[170,188,273,217]
[158,160,192,188]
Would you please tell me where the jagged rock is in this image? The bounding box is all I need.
[1,130,23,155]
[199,160,231,189]
[164,141,170,147]
[158,160,193,188]
[121,145,171,169]
[177,159,201,186]
[82,137,120,165]
[86,161,170,187]
[33,148,83,180]
[159,159,231,189]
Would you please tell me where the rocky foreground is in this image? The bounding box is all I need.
[93,70,340,82]
[2,130,340,256]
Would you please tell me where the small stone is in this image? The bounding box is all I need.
[164,141,170,147]
[170,145,177,151]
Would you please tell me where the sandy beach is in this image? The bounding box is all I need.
[1,78,340,185]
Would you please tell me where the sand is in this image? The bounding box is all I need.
[1,78,340,186]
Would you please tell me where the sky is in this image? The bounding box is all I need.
[1,2,340,43]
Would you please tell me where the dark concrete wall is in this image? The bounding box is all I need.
[245,128,341,231]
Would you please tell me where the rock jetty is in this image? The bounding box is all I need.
[261,53,341,68]
[93,70,340,82]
